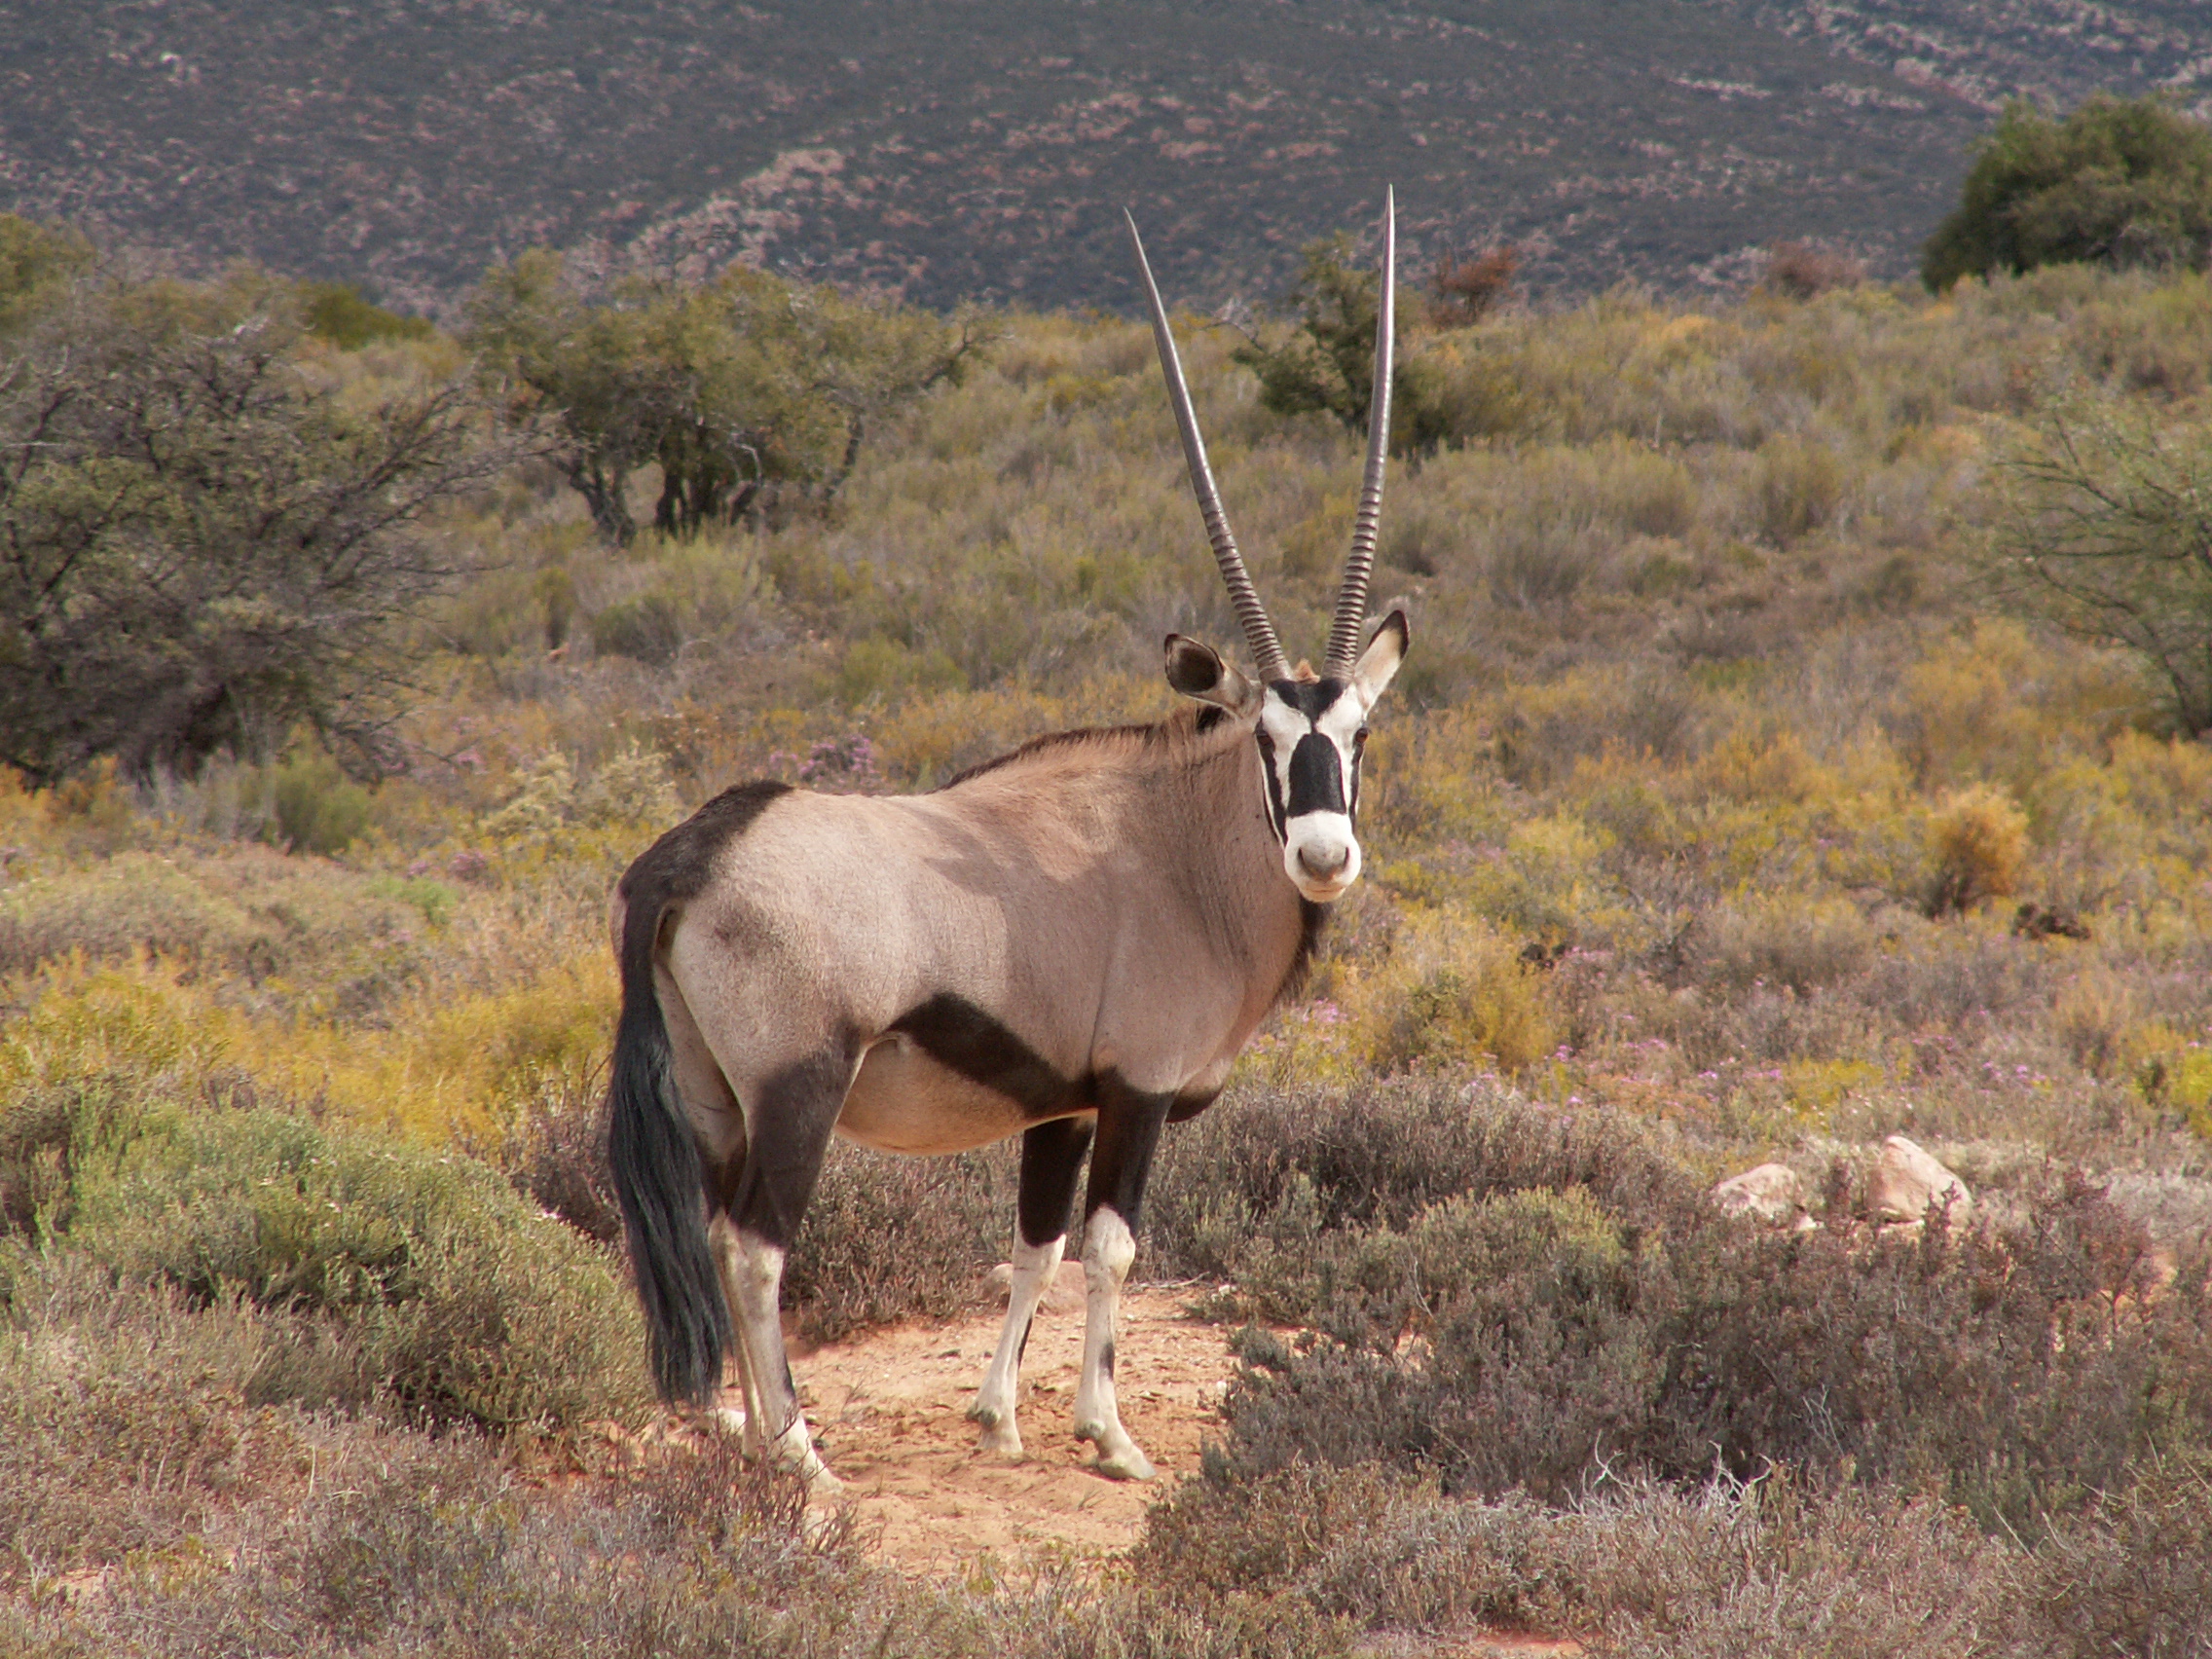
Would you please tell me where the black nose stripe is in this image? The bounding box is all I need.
[1287,732,1346,816]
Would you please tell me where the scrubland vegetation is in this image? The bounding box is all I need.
[6,229,2212,1653]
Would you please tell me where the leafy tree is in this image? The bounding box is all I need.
[0,269,517,786]
[0,214,93,336]
[298,280,436,350]
[467,253,983,544]
[1230,234,1448,459]
[1923,95,2212,291]
[1991,395,2212,736]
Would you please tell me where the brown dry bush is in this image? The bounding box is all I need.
[1927,784,2031,916]
[1209,1150,2212,1534]
[1139,1463,2006,1658]
[1998,1450,2212,1658]
[784,1140,1015,1342]
[1759,240,1868,300]
[1141,1076,1702,1292]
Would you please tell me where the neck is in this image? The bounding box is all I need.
[1159,717,1325,1014]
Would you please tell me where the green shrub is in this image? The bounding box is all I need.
[41,1096,649,1432]
[591,593,682,666]
[271,745,372,855]
[1144,1076,1701,1295]
[2000,1450,2212,1657]
[1925,95,2212,291]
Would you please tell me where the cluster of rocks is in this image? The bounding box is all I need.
[1713,1134,1972,1235]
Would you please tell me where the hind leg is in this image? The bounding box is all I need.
[707,1215,766,1454]
[719,1045,854,1492]
[972,1117,1093,1458]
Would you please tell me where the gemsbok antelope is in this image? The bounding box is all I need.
[608,195,1408,1487]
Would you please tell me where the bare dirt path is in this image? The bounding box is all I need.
[786,1277,1236,1574]
[734,1275,1585,1657]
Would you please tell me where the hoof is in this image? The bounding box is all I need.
[1092,1442,1157,1482]
[1075,1421,1156,1482]
[970,1398,1025,1459]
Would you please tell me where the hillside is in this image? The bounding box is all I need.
[11,0,2198,313]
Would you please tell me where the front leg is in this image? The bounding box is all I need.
[972,1118,1093,1458]
[1072,1077,1172,1481]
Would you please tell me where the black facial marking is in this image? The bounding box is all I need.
[1254,727,1288,840]
[1269,679,1346,719]
[1288,732,1346,816]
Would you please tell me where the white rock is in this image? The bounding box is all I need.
[1714,1161,1806,1224]
[1870,1134,1972,1227]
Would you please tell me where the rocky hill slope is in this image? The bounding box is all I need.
[4,0,2206,312]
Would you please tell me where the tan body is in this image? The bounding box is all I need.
[614,708,1315,1484]
[608,194,1407,1492]
[664,717,1299,1162]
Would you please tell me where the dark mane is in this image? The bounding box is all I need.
[938,704,1229,791]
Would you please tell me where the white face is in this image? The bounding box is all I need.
[1256,680,1375,903]
[1163,608,1408,905]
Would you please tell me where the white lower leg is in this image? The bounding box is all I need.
[727,1233,840,1492]
[1071,1206,1154,1481]
[970,1233,1064,1458]
[709,1223,761,1454]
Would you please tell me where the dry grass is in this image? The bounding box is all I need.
[7,262,2212,1647]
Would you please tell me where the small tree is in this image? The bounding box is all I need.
[1990,395,2212,736]
[0,268,517,785]
[468,253,983,544]
[1231,234,1449,459]
[1923,95,2212,291]
[1430,242,1520,325]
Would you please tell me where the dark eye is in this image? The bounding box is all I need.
[1354,727,1370,748]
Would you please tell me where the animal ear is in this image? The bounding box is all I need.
[1351,608,1409,702]
[1164,634,1261,715]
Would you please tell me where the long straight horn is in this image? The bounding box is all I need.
[1125,209,1289,683]
[1325,189,1396,677]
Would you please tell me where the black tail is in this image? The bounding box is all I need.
[608,903,732,1407]
[606,781,792,1407]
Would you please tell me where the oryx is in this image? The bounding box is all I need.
[608,195,1408,1487]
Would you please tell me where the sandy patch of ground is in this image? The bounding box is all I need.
[786,1276,1236,1574]
[601,1273,1583,1654]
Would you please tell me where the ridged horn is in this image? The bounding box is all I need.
[1325,188,1395,677]
[1125,208,1289,683]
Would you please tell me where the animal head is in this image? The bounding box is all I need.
[1128,195,1410,903]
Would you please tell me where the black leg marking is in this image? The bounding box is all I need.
[1084,1074,1175,1235]
[1017,1118,1095,1247]
[727,1039,858,1248]
[1016,1325,1031,1365]
[1100,1340,1115,1379]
